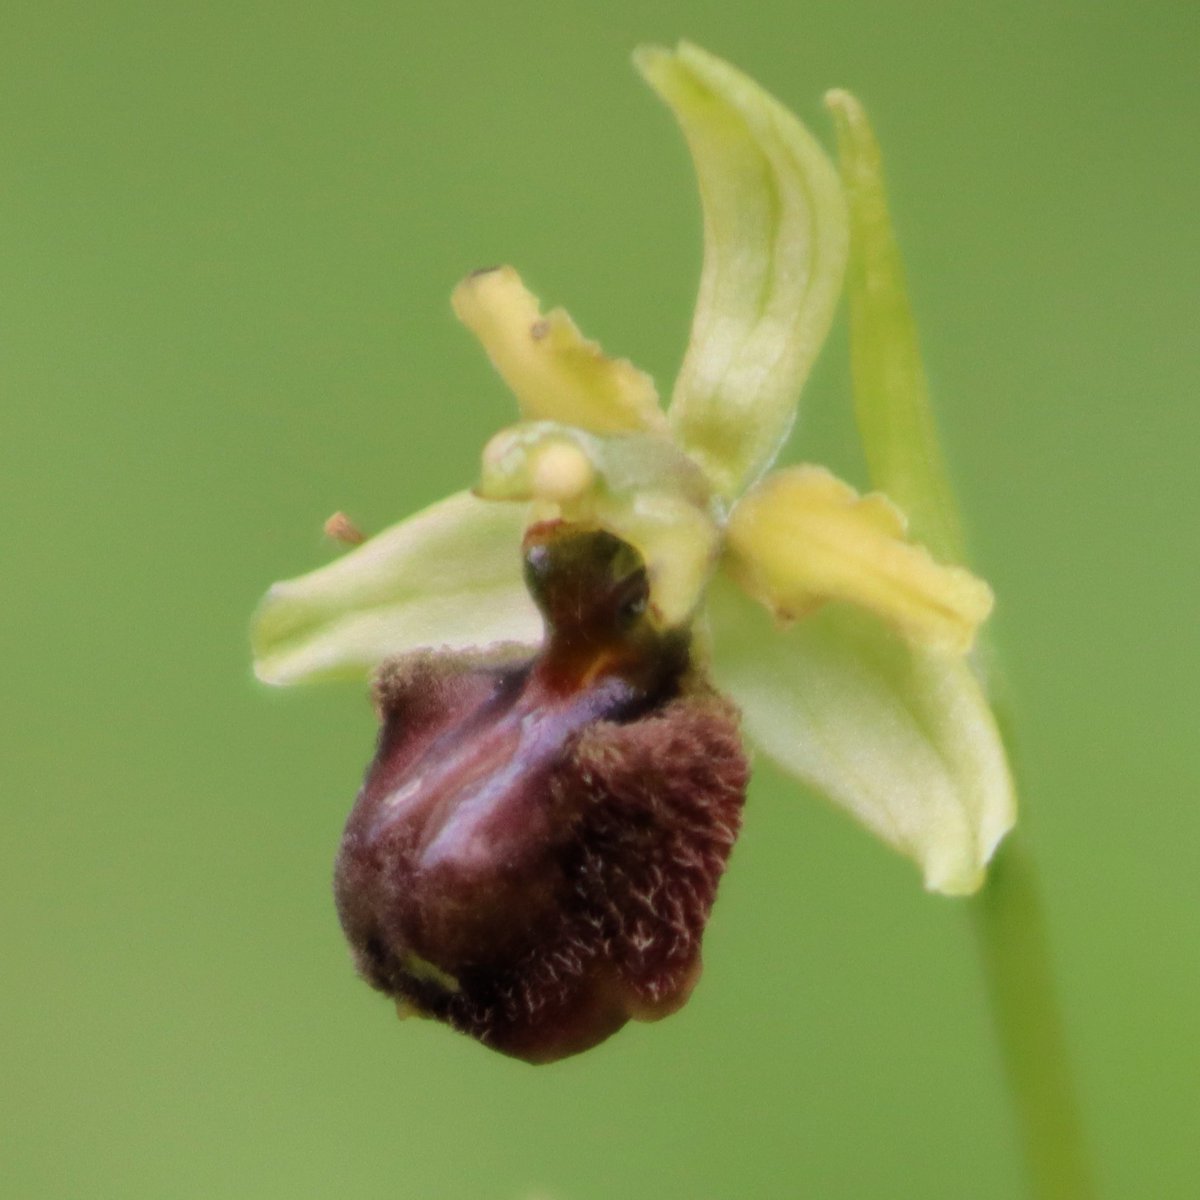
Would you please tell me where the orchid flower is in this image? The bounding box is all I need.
[251,43,1015,1058]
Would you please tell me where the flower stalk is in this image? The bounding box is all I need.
[971,833,1095,1199]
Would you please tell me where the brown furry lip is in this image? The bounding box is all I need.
[334,526,748,1063]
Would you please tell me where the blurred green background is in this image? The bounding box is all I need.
[3,2,1197,1197]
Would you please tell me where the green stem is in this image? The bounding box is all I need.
[970,833,1095,1199]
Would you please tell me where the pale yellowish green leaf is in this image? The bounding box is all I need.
[825,89,965,564]
[635,41,848,498]
[451,266,667,435]
[725,465,993,654]
[477,420,720,626]
[252,491,540,685]
[705,576,1014,895]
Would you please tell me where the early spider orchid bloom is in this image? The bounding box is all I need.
[252,43,1014,1062]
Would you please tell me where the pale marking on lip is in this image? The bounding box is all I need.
[385,776,425,808]
[401,952,461,994]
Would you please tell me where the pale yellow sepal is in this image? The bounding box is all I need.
[725,466,993,654]
[251,491,540,685]
[635,42,848,497]
[452,266,667,436]
[706,577,1014,896]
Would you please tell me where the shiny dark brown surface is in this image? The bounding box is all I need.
[334,529,748,1062]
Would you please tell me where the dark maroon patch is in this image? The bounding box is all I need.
[333,528,748,1063]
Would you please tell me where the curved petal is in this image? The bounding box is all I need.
[452,266,667,435]
[635,42,848,498]
[252,492,540,685]
[706,577,1014,896]
[825,89,965,565]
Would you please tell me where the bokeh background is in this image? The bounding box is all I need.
[3,2,1197,1197]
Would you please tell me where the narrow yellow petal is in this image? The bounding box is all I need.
[726,466,993,654]
[452,265,667,435]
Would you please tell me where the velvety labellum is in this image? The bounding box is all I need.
[334,527,748,1062]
